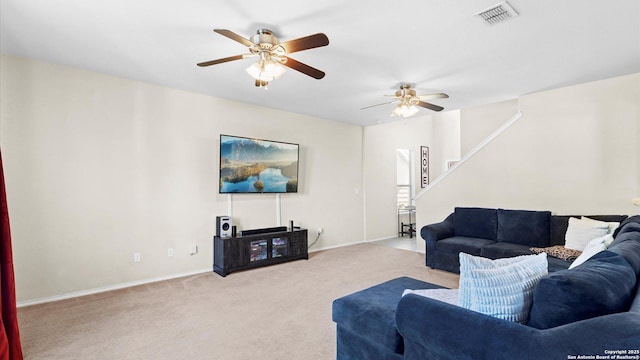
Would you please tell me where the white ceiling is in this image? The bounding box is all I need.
[1,0,639,126]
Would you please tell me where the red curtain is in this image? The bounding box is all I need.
[0,150,23,360]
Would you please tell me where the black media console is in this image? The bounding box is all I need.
[213,228,308,277]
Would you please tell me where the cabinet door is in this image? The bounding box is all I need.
[290,230,308,257]
[225,238,247,269]
[270,236,289,259]
[215,237,247,270]
[248,239,269,263]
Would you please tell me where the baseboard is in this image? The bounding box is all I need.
[364,235,399,243]
[308,236,406,252]
[308,240,366,253]
[17,268,212,308]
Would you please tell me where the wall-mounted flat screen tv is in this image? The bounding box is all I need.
[219,134,299,193]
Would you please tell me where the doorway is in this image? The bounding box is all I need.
[396,149,416,238]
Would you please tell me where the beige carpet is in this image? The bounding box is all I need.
[18,243,459,360]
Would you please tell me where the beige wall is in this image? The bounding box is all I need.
[460,99,519,156]
[362,111,460,241]
[0,55,364,303]
[430,110,461,176]
[416,73,640,251]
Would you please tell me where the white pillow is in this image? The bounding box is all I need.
[564,217,610,251]
[458,252,548,323]
[402,288,459,306]
[580,217,620,234]
[569,233,614,269]
[458,253,536,308]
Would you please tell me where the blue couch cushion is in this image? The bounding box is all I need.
[479,242,533,259]
[550,216,573,246]
[497,209,551,247]
[612,215,640,238]
[479,242,571,273]
[436,237,495,256]
[546,256,571,273]
[527,251,636,329]
[607,233,640,275]
[454,207,497,240]
[332,277,443,355]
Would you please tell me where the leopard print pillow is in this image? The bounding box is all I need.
[530,245,582,261]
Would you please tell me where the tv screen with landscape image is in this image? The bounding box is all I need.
[219,134,299,193]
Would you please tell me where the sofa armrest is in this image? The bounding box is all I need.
[396,294,640,360]
[420,213,455,267]
[396,294,534,360]
[529,312,640,356]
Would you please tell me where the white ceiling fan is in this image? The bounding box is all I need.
[197,28,329,87]
[362,84,449,118]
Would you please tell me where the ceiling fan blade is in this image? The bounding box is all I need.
[360,101,397,110]
[213,29,254,48]
[280,33,329,54]
[197,55,245,67]
[417,93,449,100]
[417,101,444,112]
[282,57,325,79]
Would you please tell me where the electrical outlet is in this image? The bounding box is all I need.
[168,248,174,257]
[317,227,323,235]
[189,245,198,255]
[134,252,141,262]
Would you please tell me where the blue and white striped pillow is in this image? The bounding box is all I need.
[458,252,548,323]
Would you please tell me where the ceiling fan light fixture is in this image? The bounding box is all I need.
[362,84,447,116]
[246,57,287,82]
[392,103,419,118]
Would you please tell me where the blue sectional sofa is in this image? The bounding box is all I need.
[421,207,628,273]
[332,215,640,359]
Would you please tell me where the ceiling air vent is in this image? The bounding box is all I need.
[476,1,519,25]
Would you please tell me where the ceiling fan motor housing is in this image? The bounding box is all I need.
[252,29,279,47]
[250,29,287,59]
[396,85,417,98]
[396,85,419,105]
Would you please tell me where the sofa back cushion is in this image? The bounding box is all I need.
[454,207,497,240]
[497,209,551,247]
[527,251,636,329]
[607,233,640,275]
[612,215,640,238]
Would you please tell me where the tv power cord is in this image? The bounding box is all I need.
[308,229,322,249]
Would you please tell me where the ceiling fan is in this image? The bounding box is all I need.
[361,85,449,118]
[197,28,329,87]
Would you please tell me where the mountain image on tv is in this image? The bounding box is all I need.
[219,135,299,193]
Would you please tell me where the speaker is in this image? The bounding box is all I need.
[216,216,232,238]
